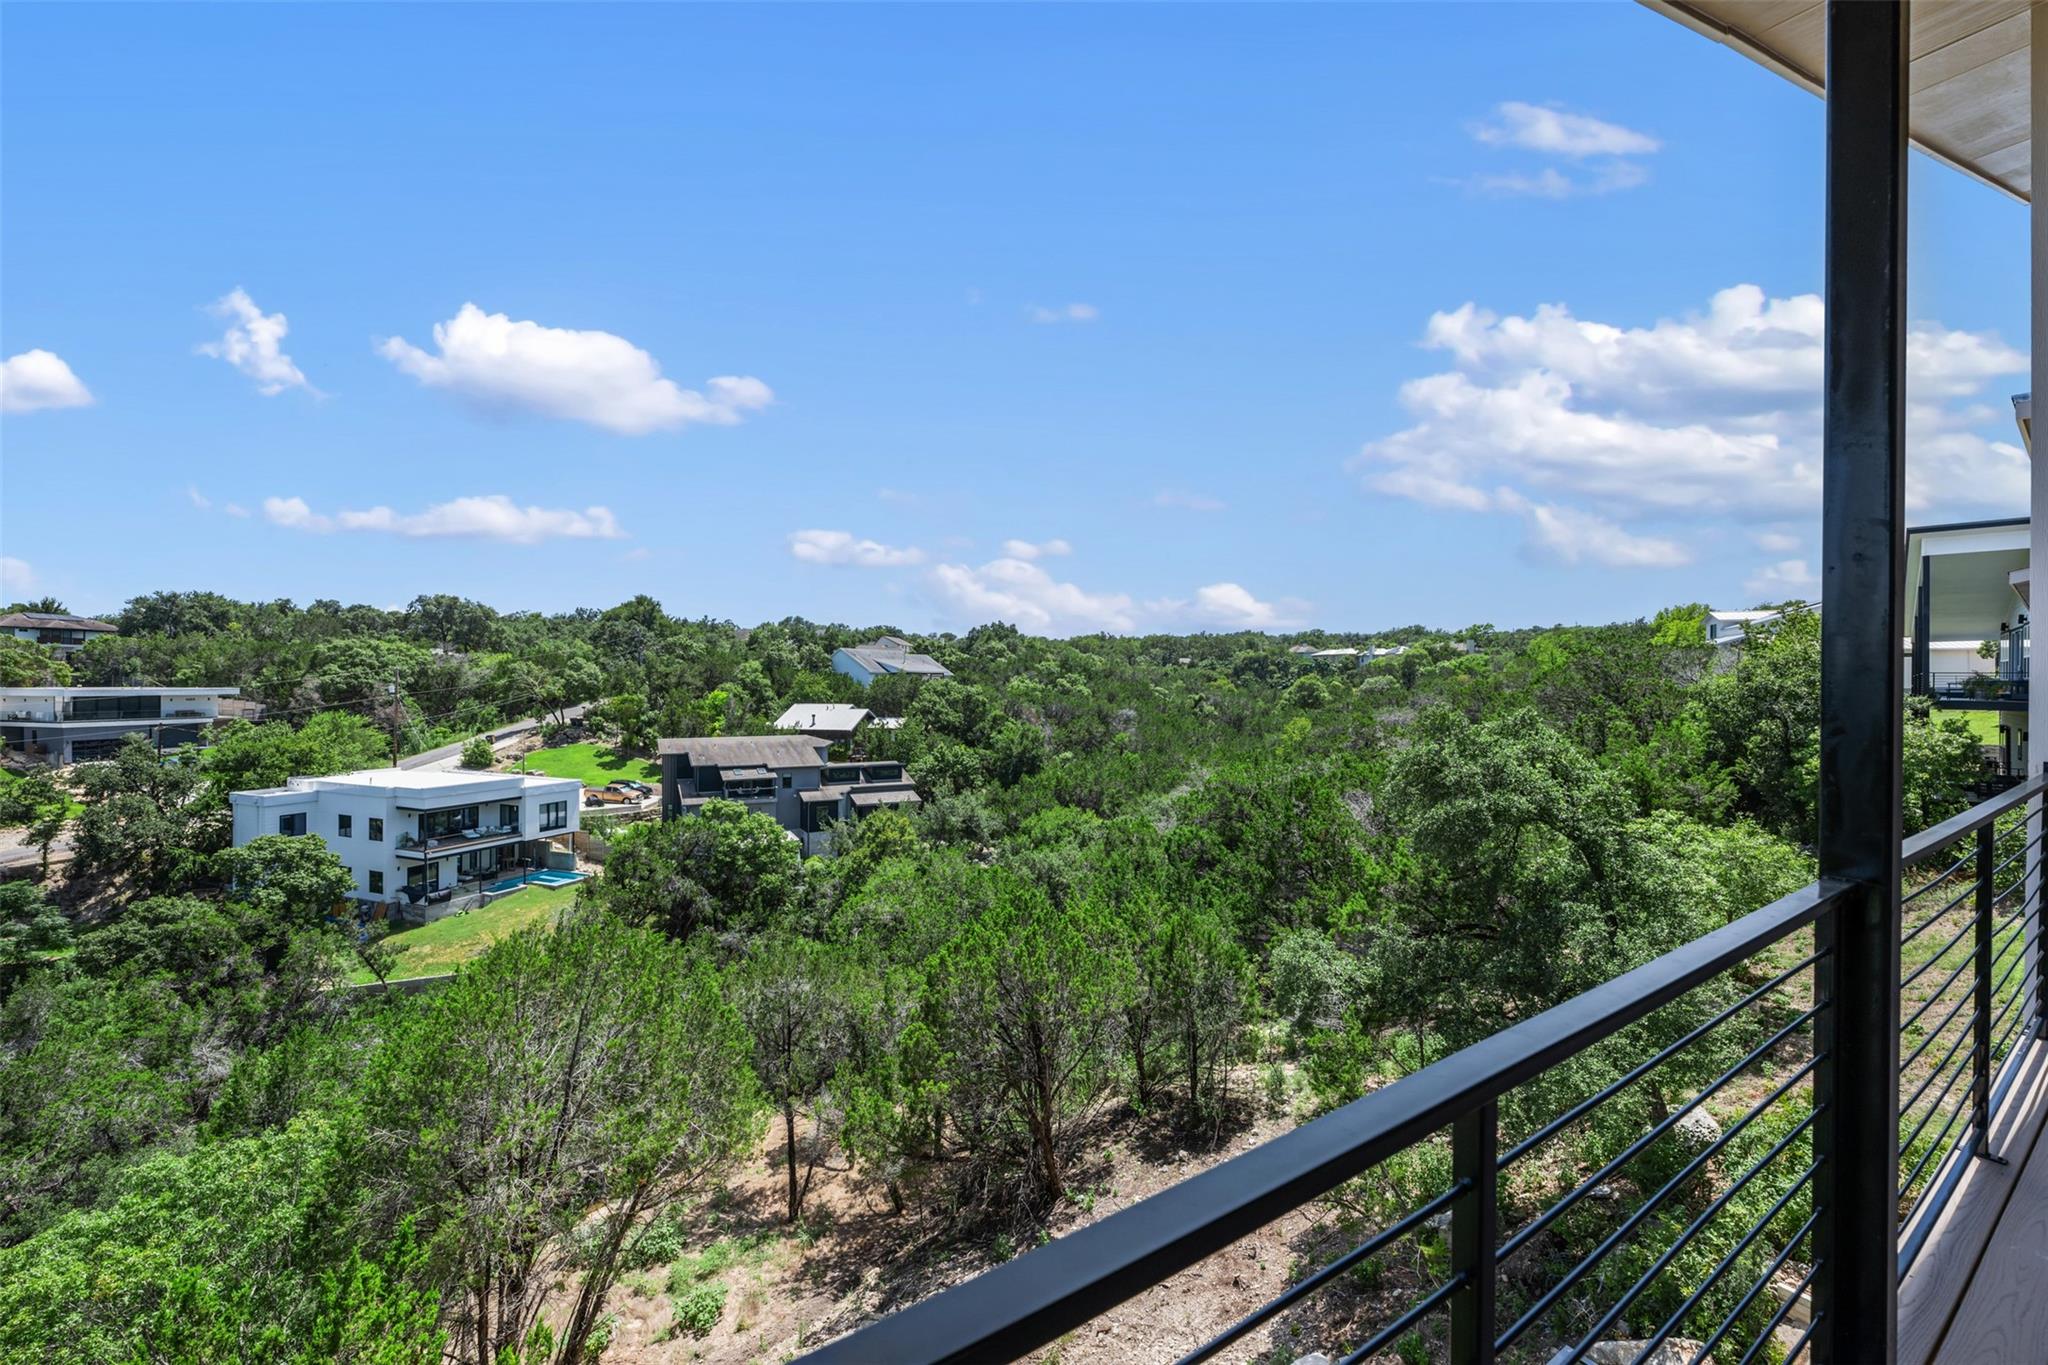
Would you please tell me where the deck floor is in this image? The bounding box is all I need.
[1899,1036,2048,1364]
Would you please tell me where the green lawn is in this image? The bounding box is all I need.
[1951,710,2008,744]
[349,881,584,983]
[514,742,659,787]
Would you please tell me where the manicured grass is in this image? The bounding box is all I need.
[514,742,660,787]
[349,881,584,983]
[1951,709,2008,744]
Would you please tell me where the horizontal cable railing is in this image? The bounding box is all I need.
[1894,775,2045,1277]
[806,774,2047,1364]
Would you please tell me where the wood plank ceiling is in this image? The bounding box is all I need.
[1641,1,2032,201]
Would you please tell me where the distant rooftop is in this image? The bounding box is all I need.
[838,637,952,678]
[657,734,834,768]
[0,611,116,632]
[774,703,872,733]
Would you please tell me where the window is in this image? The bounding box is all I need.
[66,694,161,721]
[500,803,520,830]
[369,871,384,894]
[421,806,479,839]
[368,818,384,842]
[540,800,568,832]
[782,773,793,789]
[337,813,352,838]
[278,812,307,836]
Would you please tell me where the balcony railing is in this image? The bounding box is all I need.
[1925,673,2029,707]
[808,773,2046,1364]
[394,823,522,857]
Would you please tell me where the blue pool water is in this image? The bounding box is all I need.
[483,869,589,894]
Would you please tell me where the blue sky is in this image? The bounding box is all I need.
[0,2,2031,634]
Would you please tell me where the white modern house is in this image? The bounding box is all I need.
[230,767,581,913]
[0,685,238,763]
[0,610,117,658]
[831,636,953,686]
[658,733,920,856]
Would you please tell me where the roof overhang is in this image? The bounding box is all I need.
[1640,1,2032,201]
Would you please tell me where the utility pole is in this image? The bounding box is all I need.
[387,674,401,767]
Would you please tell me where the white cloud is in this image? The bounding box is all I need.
[1472,102,1660,158]
[1751,529,1802,554]
[263,494,626,543]
[1461,102,1659,198]
[198,288,316,395]
[1026,302,1100,325]
[0,349,93,413]
[1352,284,2028,567]
[1001,538,1073,560]
[1746,558,1820,600]
[223,502,250,518]
[1152,490,1226,513]
[930,554,1136,634]
[1,557,36,596]
[186,486,211,510]
[925,543,1303,636]
[788,529,925,568]
[1187,582,1301,629]
[1496,491,1690,569]
[378,304,771,435]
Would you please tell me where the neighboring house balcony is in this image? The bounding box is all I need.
[1926,673,2030,709]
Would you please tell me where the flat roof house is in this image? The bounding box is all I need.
[0,685,238,763]
[831,635,952,687]
[230,767,581,916]
[772,702,874,745]
[0,610,117,658]
[657,733,920,856]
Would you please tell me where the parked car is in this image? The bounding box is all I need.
[584,787,633,806]
[606,779,654,796]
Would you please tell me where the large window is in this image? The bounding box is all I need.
[368,871,384,894]
[337,813,352,838]
[421,806,479,839]
[67,694,161,721]
[540,800,568,831]
[368,817,384,842]
[278,812,307,836]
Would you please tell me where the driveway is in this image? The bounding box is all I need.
[401,704,590,772]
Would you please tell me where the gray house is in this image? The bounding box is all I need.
[657,734,920,855]
[831,636,952,687]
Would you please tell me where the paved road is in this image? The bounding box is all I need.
[400,704,591,771]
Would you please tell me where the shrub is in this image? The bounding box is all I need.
[459,735,495,770]
[668,1280,727,1339]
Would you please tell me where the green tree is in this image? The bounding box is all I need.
[0,636,72,686]
[1150,901,1252,1115]
[71,733,226,897]
[364,909,758,1365]
[922,872,1131,1203]
[730,936,861,1222]
[215,834,356,932]
[0,769,72,877]
[459,735,496,770]
[200,712,391,798]
[581,800,803,944]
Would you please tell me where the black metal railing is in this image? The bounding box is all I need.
[1894,779,2043,1275]
[807,774,2047,1365]
[1926,673,2028,706]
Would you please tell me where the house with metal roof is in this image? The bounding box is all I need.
[831,635,953,686]
[657,733,920,854]
[0,610,117,657]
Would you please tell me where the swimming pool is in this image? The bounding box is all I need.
[482,869,590,895]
